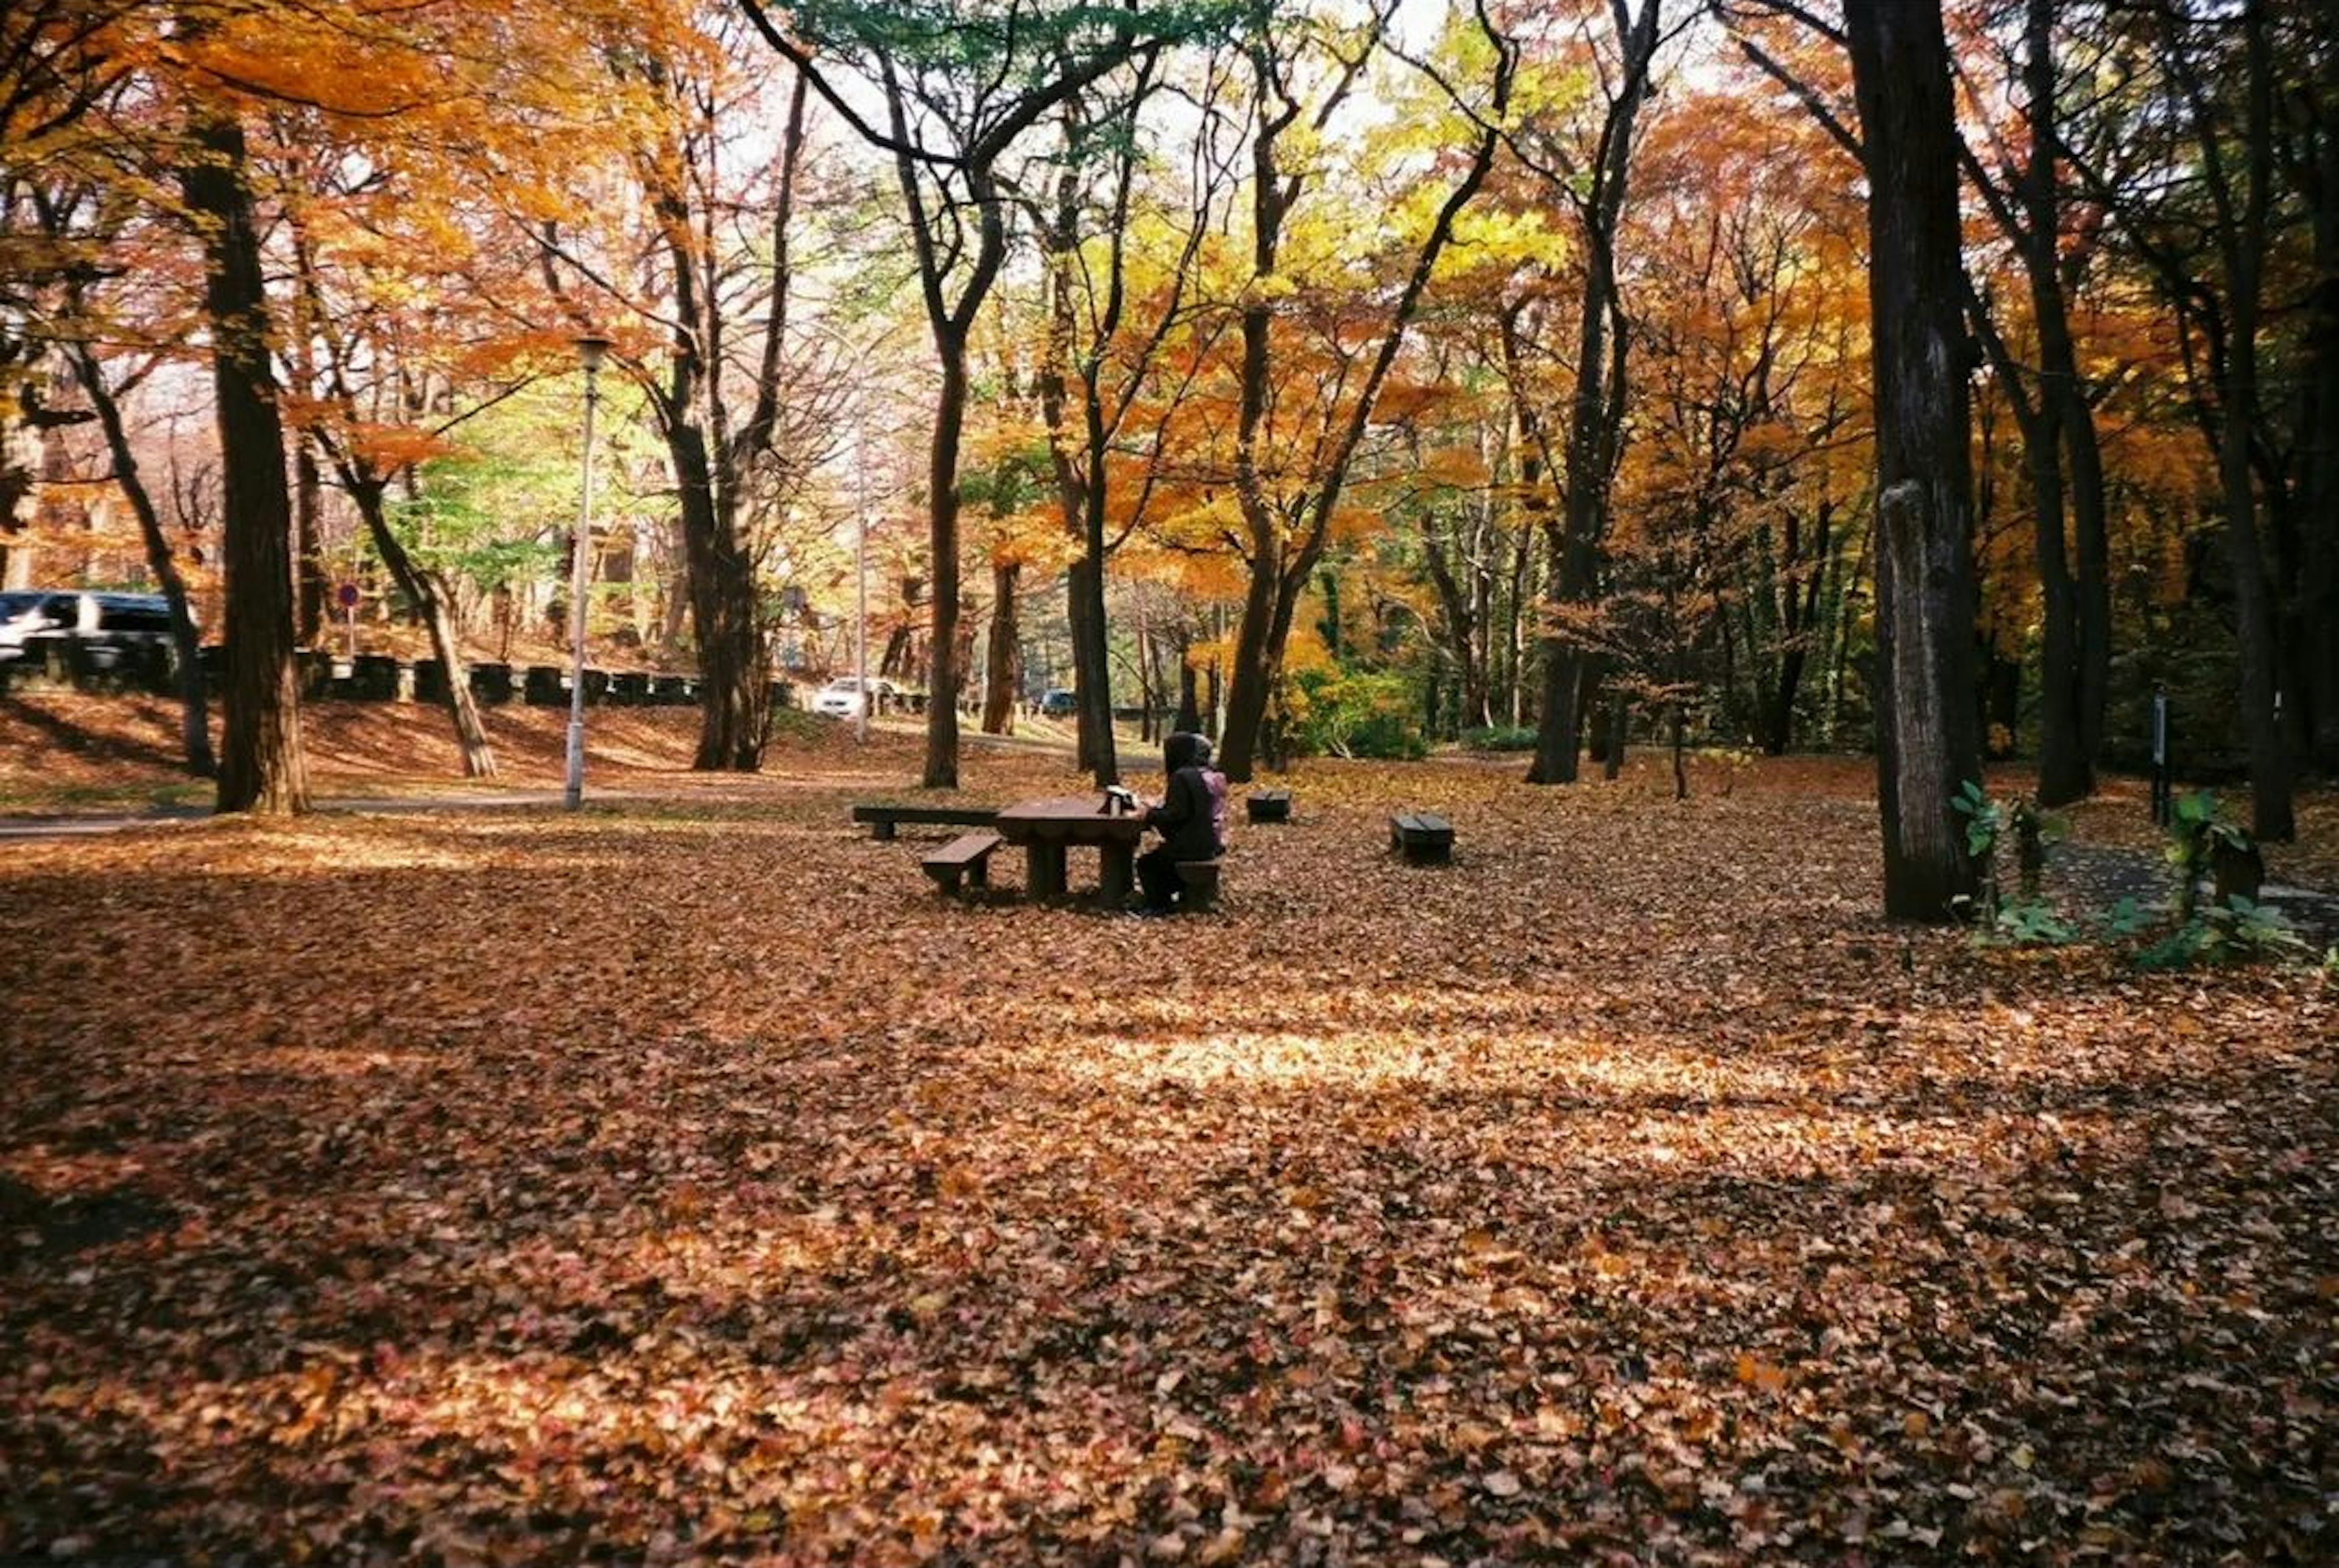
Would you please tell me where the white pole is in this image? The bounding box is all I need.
[564,360,599,810]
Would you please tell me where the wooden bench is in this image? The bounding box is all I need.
[1390,811,1454,864]
[852,802,999,841]
[921,831,1002,895]
[1176,858,1222,913]
[1246,788,1291,823]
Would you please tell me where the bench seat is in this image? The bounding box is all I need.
[921,830,1003,895]
[1390,811,1454,864]
[1176,858,1223,913]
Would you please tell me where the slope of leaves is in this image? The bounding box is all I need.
[1,738,2332,1565]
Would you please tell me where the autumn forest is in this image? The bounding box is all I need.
[3,1,2337,1563]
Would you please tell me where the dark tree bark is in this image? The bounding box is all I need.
[1954,0,2106,804]
[2213,2,2292,838]
[2061,0,2295,835]
[65,343,214,777]
[182,105,307,814]
[981,557,1020,735]
[1527,0,1666,786]
[1844,0,1983,920]
[2301,51,2339,771]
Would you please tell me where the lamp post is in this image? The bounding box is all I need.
[566,333,611,811]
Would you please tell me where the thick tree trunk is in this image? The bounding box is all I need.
[2223,5,2293,839]
[666,420,767,771]
[68,345,214,777]
[923,341,967,788]
[1846,0,1983,920]
[182,108,306,814]
[2304,25,2339,772]
[2019,0,2096,804]
[1068,554,1115,783]
[982,557,1019,735]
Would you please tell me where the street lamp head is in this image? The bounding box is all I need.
[574,333,613,374]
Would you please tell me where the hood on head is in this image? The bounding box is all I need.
[1165,730,1212,771]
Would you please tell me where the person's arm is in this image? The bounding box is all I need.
[1146,768,1198,830]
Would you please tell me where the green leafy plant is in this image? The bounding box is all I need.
[2201,895,2307,962]
[2164,789,2257,924]
[1459,725,1538,752]
[1289,669,1428,760]
[1997,897,2078,946]
[2101,897,2152,941]
[1952,780,2069,942]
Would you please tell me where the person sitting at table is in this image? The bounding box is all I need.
[1134,730,1227,915]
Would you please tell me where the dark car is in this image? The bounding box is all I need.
[1,590,183,671]
[1038,687,1077,717]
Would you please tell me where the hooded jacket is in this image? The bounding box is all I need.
[1146,731,1227,861]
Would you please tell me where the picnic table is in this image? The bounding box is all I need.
[993,794,1149,905]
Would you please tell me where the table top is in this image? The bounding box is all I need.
[994,794,1149,843]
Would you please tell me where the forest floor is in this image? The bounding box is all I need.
[1,693,2334,1566]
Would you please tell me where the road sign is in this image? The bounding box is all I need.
[336,582,361,610]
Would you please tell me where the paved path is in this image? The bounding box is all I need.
[2054,843,2339,945]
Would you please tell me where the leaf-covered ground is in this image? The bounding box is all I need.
[2,709,2334,1565]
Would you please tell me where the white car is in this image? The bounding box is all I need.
[811,674,897,718]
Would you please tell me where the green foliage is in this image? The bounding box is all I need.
[1290,668,1428,760]
[2131,899,2302,970]
[1951,780,2069,942]
[1459,724,1537,752]
[1952,779,2002,861]
[1995,898,2078,947]
[2164,789,2255,924]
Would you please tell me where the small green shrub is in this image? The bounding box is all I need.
[1291,669,1428,760]
[1459,725,1538,752]
[1952,780,2069,942]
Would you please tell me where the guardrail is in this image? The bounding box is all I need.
[0,642,802,713]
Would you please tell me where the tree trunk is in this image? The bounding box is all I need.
[2222,4,2293,839]
[347,481,495,777]
[2018,0,2097,804]
[67,345,214,777]
[1845,0,1983,920]
[666,420,767,771]
[982,557,1019,735]
[182,106,307,814]
[923,338,967,788]
[1068,555,1115,783]
[1526,0,1661,785]
[295,434,326,649]
[2302,18,2339,772]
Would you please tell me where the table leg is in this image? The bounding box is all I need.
[1099,842,1134,908]
[1028,842,1068,899]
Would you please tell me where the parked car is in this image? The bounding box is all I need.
[812,674,898,719]
[1038,687,1078,717]
[0,589,182,669]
